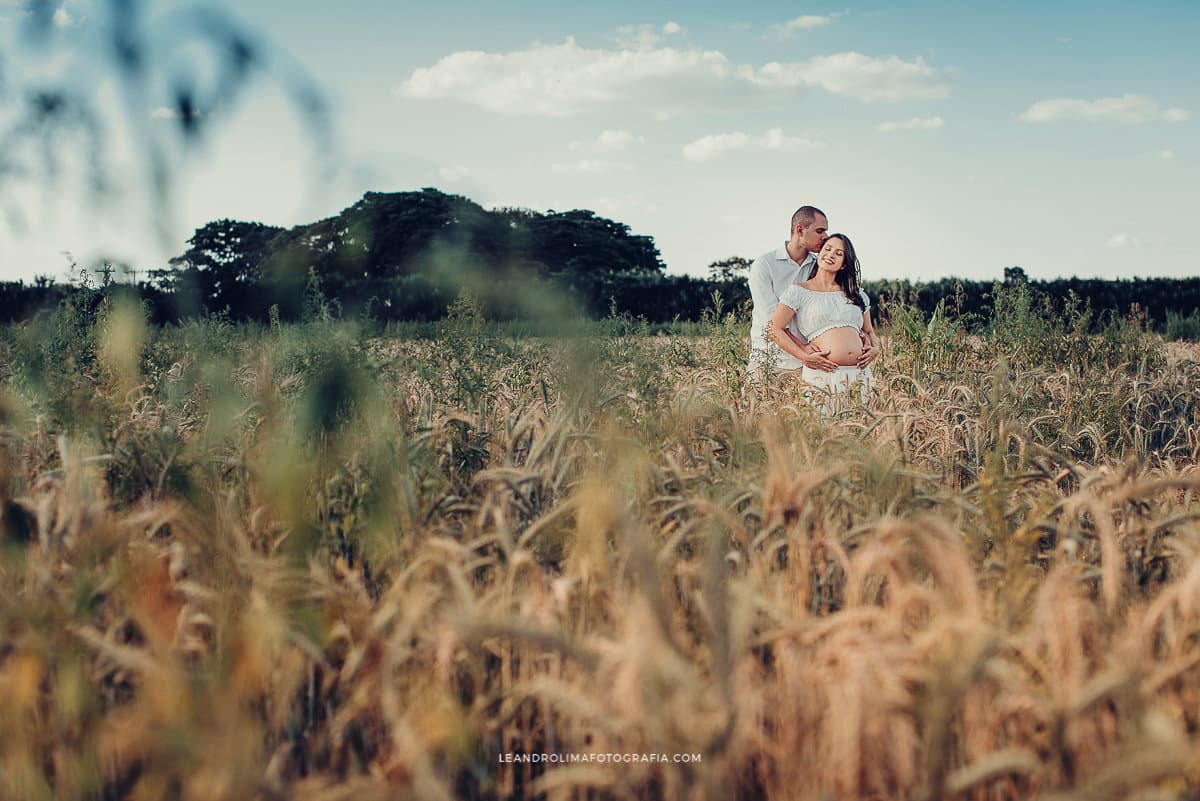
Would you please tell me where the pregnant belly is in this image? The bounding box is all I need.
[811,327,863,366]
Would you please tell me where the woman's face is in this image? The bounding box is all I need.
[818,237,845,273]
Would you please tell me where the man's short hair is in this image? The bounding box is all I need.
[791,205,826,232]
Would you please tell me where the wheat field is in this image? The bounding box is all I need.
[3,289,1200,800]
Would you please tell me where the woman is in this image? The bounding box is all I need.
[767,233,880,408]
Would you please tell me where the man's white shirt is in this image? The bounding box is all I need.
[747,246,817,372]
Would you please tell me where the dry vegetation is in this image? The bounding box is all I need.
[3,287,1200,800]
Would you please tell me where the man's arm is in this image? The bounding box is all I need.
[750,255,811,346]
[768,303,837,372]
[785,328,810,348]
[747,254,777,325]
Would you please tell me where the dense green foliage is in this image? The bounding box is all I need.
[8,267,1200,341]
[3,190,1199,330]
[145,188,664,320]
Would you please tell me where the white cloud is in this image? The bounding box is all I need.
[588,195,657,216]
[743,52,949,102]
[1159,149,1176,160]
[773,14,835,38]
[596,129,639,150]
[1105,233,1144,249]
[878,116,945,132]
[397,38,734,116]
[1019,94,1190,125]
[436,165,470,182]
[398,40,950,115]
[614,24,662,50]
[614,21,684,50]
[52,6,72,26]
[682,128,823,162]
[571,129,642,152]
[551,159,631,174]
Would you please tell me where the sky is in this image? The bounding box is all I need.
[0,0,1196,284]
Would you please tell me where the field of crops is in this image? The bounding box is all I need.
[3,287,1200,800]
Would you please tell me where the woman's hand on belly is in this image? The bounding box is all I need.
[811,328,864,366]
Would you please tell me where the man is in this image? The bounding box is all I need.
[747,205,839,375]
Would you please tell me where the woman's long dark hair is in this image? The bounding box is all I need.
[825,233,865,311]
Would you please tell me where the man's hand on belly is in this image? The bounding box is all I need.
[799,342,837,372]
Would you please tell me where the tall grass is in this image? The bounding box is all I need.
[3,290,1200,800]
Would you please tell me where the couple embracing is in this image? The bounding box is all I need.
[747,205,880,407]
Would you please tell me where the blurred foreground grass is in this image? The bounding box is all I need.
[3,285,1200,800]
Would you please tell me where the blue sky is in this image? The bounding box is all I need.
[0,0,1196,283]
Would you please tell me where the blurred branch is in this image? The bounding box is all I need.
[0,0,333,246]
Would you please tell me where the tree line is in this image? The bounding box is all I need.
[2,189,1199,332]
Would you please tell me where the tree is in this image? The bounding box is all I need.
[515,209,664,275]
[1004,266,1028,284]
[255,188,515,315]
[707,256,752,282]
[148,189,668,321]
[155,219,283,316]
[238,191,665,318]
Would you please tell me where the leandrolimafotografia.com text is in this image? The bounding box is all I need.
[498,752,703,764]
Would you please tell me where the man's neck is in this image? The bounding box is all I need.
[785,241,810,264]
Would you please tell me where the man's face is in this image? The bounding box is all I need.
[797,213,829,254]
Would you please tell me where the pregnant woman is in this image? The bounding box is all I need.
[767,233,880,408]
